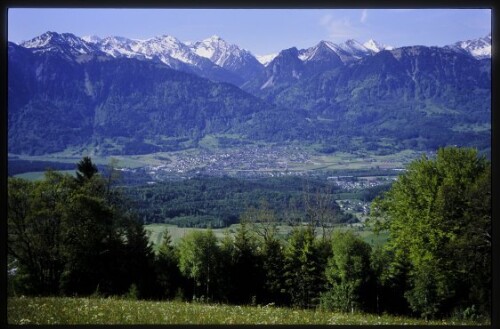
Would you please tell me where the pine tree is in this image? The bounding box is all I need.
[155,229,182,299]
[75,156,98,184]
[283,227,324,308]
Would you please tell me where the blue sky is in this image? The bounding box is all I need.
[8,8,491,55]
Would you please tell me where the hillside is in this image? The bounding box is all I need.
[8,41,279,155]
[245,46,491,152]
[8,32,491,157]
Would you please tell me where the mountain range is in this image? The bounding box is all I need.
[8,31,491,156]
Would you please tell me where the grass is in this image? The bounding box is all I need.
[145,223,234,247]
[145,223,388,249]
[7,297,488,325]
[14,170,76,181]
[281,149,419,172]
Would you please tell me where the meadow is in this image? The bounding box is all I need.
[8,297,488,325]
[144,223,388,248]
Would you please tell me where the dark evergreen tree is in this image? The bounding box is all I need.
[121,218,157,299]
[154,229,183,300]
[283,227,325,308]
[75,156,98,184]
[260,237,287,305]
[230,220,263,304]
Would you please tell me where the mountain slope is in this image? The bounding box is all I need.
[8,32,491,156]
[447,33,491,59]
[263,46,490,152]
[243,39,387,96]
[8,41,279,155]
[83,34,244,85]
[20,31,102,59]
[190,35,265,82]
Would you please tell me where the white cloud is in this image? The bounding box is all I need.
[360,9,368,23]
[319,14,362,40]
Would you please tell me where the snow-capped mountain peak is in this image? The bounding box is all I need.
[191,35,252,67]
[256,53,278,66]
[339,39,371,56]
[450,33,491,59]
[21,31,97,56]
[209,35,222,41]
[123,34,198,65]
[81,35,102,44]
[363,39,394,53]
[297,39,373,64]
[192,35,230,61]
[97,36,141,58]
[21,31,62,48]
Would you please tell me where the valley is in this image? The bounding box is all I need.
[8,32,491,159]
[6,12,492,323]
[9,142,419,179]
[9,144,407,230]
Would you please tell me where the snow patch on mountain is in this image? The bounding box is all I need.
[450,33,491,59]
[191,35,237,66]
[81,35,102,44]
[298,40,371,64]
[341,39,370,55]
[86,34,210,67]
[132,35,194,64]
[363,39,394,53]
[98,36,143,59]
[190,35,260,69]
[298,46,318,61]
[21,31,98,57]
[256,53,278,66]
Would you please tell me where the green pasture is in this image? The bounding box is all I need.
[14,170,77,181]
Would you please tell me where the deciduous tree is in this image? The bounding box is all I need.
[321,231,373,313]
[178,229,220,301]
[370,147,491,318]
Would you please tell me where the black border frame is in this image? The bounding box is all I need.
[1,1,497,329]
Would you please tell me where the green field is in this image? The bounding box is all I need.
[8,297,487,325]
[14,170,77,181]
[292,150,415,171]
[144,223,388,250]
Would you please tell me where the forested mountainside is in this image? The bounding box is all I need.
[8,32,491,156]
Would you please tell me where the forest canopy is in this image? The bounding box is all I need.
[7,147,491,320]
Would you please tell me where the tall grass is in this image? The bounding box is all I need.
[7,297,489,325]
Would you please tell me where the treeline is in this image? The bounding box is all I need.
[7,148,491,320]
[124,176,358,227]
